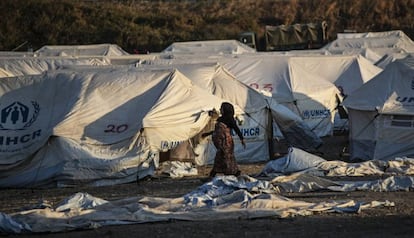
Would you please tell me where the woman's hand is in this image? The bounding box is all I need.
[241,139,246,149]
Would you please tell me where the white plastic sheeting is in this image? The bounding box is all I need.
[261,147,326,175]
[261,147,414,177]
[271,173,414,193]
[0,176,394,234]
[158,161,198,178]
[259,147,414,193]
[3,147,412,234]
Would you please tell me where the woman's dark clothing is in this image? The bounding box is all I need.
[215,116,244,141]
[210,115,244,177]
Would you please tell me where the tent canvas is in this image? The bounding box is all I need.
[289,55,382,96]
[156,51,383,133]
[375,52,411,69]
[343,55,414,161]
[0,51,33,57]
[34,44,130,57]
[215,54,341,137]
[108,53,161,65]
[136,62,271,164]
[146,54,340,137]
[161,40,256,56]
[61,62,273,164]
[323,30,414,52]
[142,60,323,153]
[0,57,110,78]
[288,54,383,131]
[0,68,225,187]
[322,30,414,64]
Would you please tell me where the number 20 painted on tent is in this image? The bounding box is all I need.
[249,83,273,92]
[104,124,129,133]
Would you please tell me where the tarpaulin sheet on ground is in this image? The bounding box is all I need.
[0,175,394,234]
[3,146,414,234]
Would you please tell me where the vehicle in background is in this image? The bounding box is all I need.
[238,21,328,51]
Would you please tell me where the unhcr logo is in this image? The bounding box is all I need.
[0,101,40,130]
[396,97,414,103]
[302,109,330,119]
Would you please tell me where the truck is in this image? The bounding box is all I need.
[238,21,328,51]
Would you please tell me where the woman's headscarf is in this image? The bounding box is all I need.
[217,102,244,140]
[219,102,235,123]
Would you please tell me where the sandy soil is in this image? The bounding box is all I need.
[3,134,414,238]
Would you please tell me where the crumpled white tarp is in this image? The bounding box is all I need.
[259,147,414,193]
[158,161,198,178]
[271,173,414,193]
[3,147,413,234]
[261,147,414,177]
[331,176,414,192]
[261,147,326,176]
[0,175,394,234]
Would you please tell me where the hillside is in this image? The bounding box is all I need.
[1,0,413,53]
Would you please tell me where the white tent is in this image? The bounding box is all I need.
[0,51,33,57]
[140,59,322,152]
[343,55,414,161]
[34,44,130,57]
[0,68,225,187]
[108,53,161,65]
[323,30,414,63]
[161,40,256,57]
[60,62,273,164]
[0,57,110,78]
[323,30,414,52]
[375,52,411,69]
[290,55,382,96]
[215,54,341,137]
[136,62,272,164]
[60,60,323,163]
[146,54,340,137]
[156,50,382,136]
[289,54,383,131]
[160,52,382,96]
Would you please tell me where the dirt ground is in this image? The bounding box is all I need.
[3,134,414,238]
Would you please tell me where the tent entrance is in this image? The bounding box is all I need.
[159,140,197,163]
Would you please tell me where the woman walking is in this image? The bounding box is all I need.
[204,102,246,177]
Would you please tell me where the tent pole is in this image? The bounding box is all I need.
[267,107,274,160]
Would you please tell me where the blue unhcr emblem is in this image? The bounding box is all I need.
[0,101,40,130]
[302,109,330,119]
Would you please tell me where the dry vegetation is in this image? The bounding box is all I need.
[1,0,413,52]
